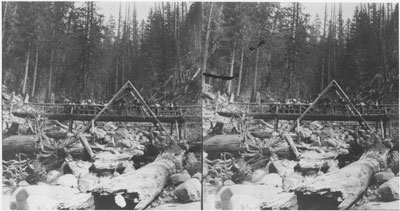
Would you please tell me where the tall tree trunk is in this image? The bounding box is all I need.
[321,3,327,92]
[227,47,236,95]
[175,2,183,83]
[115,59,119,93]
[22,48,30,96]
[251,28,261,102]
[31,45,39,97]
[237,43,244,96]
[2,1,7,37]
[202,2,214,90]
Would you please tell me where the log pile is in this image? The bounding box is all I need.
[202,92,399,210]
[2,86,202,210]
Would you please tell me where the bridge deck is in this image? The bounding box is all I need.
[217,103,398,122]
[11,103,201,123]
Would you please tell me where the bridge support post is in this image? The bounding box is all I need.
[170,123,174,135]
[175,121,179,140]
[69,119,73,132]
[274,118,278,132]
[380,119,385,139]
[183,122,187,140]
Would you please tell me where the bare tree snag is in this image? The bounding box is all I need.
[237,43,244,96]
[31,45,39,97]
[202,2,214,89]
[22,48,30,96]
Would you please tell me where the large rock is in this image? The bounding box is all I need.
[378,177,399,201]
[56,174,78,188]
[93,128,106,140]
[113,128,130,141]
[225,194,261,210]
[12,185,80,210]
[103,122,118,131]
[174,179,201,202]
[251,168,269,184]
[24,195,58,210]
[45,170,62,185]
[299,127,312,140]
[270,160,297,177]
[260,173,282,188]
[375,171,395,185]
[78,173,99,192]
[219,185,286,210]
[170,173,191,185]
[283,172,304,191]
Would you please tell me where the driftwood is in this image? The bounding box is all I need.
[203,135,246,153]
[2,135,39,156]
[93,155,178,209]
[353,201,399,210]
[251,131,273,139]
[296,142,389,209]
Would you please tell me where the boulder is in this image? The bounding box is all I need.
[299,127,312,140]
[170,173,191,185]
[283,172,304,191]
[192,172,202,181]
[13,185,80,210]
[378,177,399,201]
[24,195,58,210]
[103,122,117,131]
[78,173,99,192]
[93,128,106,140]
[18,180,30,187]
[174,179,201,202]
[270,160,297,177]
[260,173,282,188]
[225,194,261,210]
[251,168,269,184]
[45,170,62,185]
[375,171,395,185]
[223,180,235,186]
[113,128,130,141]
[56,174,78,188]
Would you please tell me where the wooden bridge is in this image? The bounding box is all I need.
[217,103,399,122]
[12,103,201,123]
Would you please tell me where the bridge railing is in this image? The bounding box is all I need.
[218,102,398,117]
[15,103,202,118]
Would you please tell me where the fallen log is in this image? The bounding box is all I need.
[296,141,389,209]
[203,135,246,153]
[93,154,179,209]
[352,200,399,210]
[2,135,39,157]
